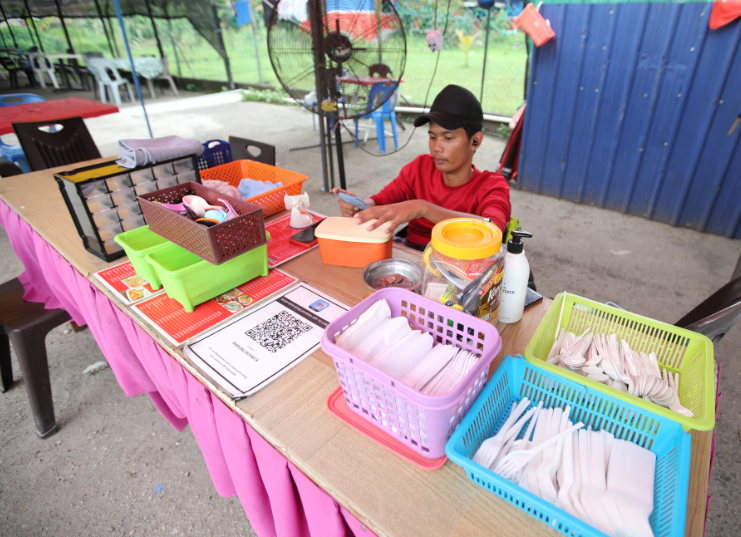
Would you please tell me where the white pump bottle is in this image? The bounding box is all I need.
[499,230,533,324]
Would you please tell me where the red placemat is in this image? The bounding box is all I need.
[265,211,324,268]
[93,261,164,305]
[0,97,119,135]
[326,387,447,471]
[131,270,296,346]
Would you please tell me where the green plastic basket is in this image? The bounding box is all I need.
[145,232,270,312]
[524,293,714,432]
[114,226,171,290]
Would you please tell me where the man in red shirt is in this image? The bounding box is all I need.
[333,84,511,250]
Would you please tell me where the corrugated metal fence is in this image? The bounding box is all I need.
[517,2,741,239]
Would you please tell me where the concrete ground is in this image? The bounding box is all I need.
[1,87,740,536]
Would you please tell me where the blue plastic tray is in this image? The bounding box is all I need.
[445,355,691,537]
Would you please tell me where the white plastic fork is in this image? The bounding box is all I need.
[488,403,541,471]
[495,422,584,480]
[472,398,530,469]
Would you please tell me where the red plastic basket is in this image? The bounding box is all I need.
[138,182,266,265]
[200,160,308,219]
[514,4,555,47]
[321,288,502,460]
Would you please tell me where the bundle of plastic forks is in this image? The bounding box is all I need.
[473,401,657,537]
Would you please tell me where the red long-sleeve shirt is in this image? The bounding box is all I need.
[370,154,511,246]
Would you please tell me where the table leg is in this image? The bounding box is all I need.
[147,78,156,99]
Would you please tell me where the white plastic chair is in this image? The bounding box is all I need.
[28,54,60,90]
[87,58,134,107]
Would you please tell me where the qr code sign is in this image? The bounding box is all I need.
[246,311,313,353]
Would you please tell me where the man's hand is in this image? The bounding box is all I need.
[355,200,425,234]
[332,187,374,217]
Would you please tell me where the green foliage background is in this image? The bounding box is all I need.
[0,0,527,115]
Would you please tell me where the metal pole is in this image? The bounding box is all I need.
[308,0,329,192]
[23,0,44,52]
[335,119,347,190]
[54,0,74,53]
[24,15,36,48]
[112,0,153,138]
[0,3,19,48]
[480,7,491,105]
[211,0,234,89]
[171,31,195,78]
[326,117,335,189]
[110,18,122,56]
[249,0,263,84]
[164,4,182,77]
[93,0,115,56]
[144,0,165,59]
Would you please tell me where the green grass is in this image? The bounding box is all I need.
[2,16,527,115]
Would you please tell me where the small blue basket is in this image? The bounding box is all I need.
[197,139,232,171]
[445,355,691,537]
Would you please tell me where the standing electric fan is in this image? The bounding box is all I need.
[266,0,406,190]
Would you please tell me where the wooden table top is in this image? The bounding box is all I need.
[0,97,119,135]
[0,162,712,537]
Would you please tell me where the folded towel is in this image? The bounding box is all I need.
[117,136,204,169]
[202,180,241,199]
[238,178,282,199]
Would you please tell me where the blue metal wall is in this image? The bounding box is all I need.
[518,2,741,239]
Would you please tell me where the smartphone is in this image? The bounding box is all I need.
[524,286,543,309]
[289,220,322,248]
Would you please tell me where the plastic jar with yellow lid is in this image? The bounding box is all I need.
[422,218,506,323]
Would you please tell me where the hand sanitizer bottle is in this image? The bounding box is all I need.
[499,230,533,324]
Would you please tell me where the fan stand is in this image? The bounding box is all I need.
[323,113,347,192]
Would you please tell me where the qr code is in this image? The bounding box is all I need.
[246,311,313,353]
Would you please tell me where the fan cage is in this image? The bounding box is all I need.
[267,0,407,121]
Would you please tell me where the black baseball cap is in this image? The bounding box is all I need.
[414,85,484,130]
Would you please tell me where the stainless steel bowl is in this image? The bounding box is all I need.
[362,259,422,292]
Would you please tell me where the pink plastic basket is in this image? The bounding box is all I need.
[321,288,502,459]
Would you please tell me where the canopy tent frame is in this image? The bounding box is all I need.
[0,0,234,86]
[0,2,19,48]
[22,0,43,52]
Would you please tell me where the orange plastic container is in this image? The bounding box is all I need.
[514,3,555,47]
[199,160,308,219]
[315,217,392,268]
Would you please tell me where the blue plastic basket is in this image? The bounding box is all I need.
[445,355,691,537]
[196,139,232,171]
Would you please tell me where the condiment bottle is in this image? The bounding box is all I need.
[499,230,533,324]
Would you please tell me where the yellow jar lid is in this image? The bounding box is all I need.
[430,218,502,260]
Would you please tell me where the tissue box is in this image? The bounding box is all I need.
[314,217,392,268]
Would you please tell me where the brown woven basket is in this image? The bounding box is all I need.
[138,182,266,265]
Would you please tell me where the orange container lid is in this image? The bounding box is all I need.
[315,217,390,244]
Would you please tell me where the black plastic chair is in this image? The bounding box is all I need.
[12,116,101,171]
[1,55,34,88]
[675,276,741,344]
[0,157,23,178]
[228,136,276,166]
[1,278,71,438]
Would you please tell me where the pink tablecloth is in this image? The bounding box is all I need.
[0,200,373,537]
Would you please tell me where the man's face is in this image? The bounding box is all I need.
[427,121,473,173]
